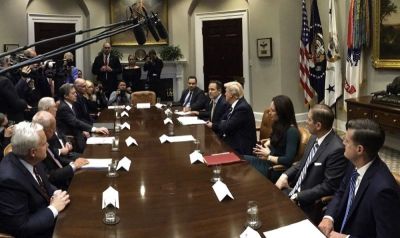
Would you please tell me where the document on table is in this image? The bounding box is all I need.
[159,134,195,143]
[86,137,114,144]
[155,103,165,109]
[82,158,112,169]
[177,116,206,125]
[136,103,151,109]
[102,186,119,209]
[263,219,325,238]
[93,122,114,130]
[108,105,125,109]
[174,111,192,116]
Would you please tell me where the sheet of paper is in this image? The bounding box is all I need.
[167,135,195,143]
[125,105,132,111]
[159,134,168,143]
[120,122,130,130]
[177,116,206,125]
[174,111,192,116]
[263,219,325,238]
[137,103,151,109]
[108,105,125,109]
[189,151,204,164]
[240,227,262,238]
[82,158,112,169]
[212,180,234,202]
[164,108,172,115]
[121,111,129,117]
[155,103,165,109]
[164,118,173,124]
[86,137,114,145]
[117,156,131,171]
[102,186,119,209]
[125,136,138,146]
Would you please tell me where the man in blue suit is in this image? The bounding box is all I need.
[207,81,256,155]
[189,80,229,124]
[318,119,400,238]
[0,121,70,238]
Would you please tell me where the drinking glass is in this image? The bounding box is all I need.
[246,201,262,229]
[156,97,161,104]
[193,139,201,153]
[103,204,120,225]
[107,160,119,177]
[210,165,222,182]
[168,123,174,136]
[114,119,121,133]
[111,136,119,152]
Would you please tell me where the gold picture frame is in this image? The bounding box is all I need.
[110,0,168,46]
[372,0,400,69]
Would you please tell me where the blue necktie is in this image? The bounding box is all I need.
[289,141,319,196]
[340,169,359,233]
[183,91,192,107]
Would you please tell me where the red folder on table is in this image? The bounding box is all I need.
[203,152,241,166]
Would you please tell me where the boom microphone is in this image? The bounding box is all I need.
[132,16,146,45]
[142,8,160,42]
[152,12,168,39]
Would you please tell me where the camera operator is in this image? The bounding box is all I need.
[143,49,163,91]
[94,82,108,110]
[108,80,131,106]
[53,52,78,98]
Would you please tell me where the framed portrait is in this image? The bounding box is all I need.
[257,38,272,58]
[110,0,168,46]
[372,0,400,69]
[3,44,19,52]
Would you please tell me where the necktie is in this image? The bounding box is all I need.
[227,107,233,119]
[33,166,50,203]
[47,148,63,168]
[104,55,109,66]
[210,100,216,121]
[183,91,192,107]
[340,169,359,233]
[289,141,319,196]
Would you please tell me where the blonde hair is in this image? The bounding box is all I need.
[224,81,244,98]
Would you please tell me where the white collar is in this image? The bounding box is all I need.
[230,99,239,110]
[316,128,332,146]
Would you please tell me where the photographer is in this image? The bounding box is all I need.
[63,52,79,84]
[108,80,131,106]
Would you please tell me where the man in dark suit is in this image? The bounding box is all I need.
[73,78,92,124]
[189,80,229,124]
[207,81,256,155]
[33,111,88,190]
[179,76,208,112]
[56,83,109,153]
[91,42,122,97]
[0,121,70,238]
[318,119,400,238]
[0,75,28,123]
[275,104,348,221]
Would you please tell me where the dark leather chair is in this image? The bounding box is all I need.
[256,107,273,141]
[131,91,156,106]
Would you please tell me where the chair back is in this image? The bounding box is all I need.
[131,91,156,106]
[0,233,14,238]
[3,144,12,157]
[294,126,311,162]
[393,172,400,186]
[259,108,273,140]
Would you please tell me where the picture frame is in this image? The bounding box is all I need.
[372,0,400,69]
[3,44,19,52]
[110,0,168,46]
[257,38,272,58]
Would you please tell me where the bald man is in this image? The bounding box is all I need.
[91,42,122,97]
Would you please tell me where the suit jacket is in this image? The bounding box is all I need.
[0,76,27,122]
[73,93,93,125]
[0,153,56,238]
[48,131,79,163]
[56,100,92,153]
[198,96,230,124]
[212,97,257,155]
[325,158,400,238]
[285,131,348,206]
[41,146,74,191]
[143,57,163,80]
[179,87,208,111]
[91,54,122,95]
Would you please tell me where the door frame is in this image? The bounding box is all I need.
[28,13,83,72]
[195,10,249,98]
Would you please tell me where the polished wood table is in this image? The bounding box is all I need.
[53,107,306,237]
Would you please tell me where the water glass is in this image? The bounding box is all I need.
[107,160,119,177]
[156,97,161,104]
[168,123,174,136]
[103,205,119,225]
[114,119,121,133]
[210,165,222,182]
[193,139,201,153]
[111,136,119,152]
[246,201,262,229]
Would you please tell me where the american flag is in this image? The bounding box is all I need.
[299,0,313,105]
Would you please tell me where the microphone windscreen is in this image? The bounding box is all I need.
[132,17,146,45]
[153,13,168,39]
[147,18,160,42]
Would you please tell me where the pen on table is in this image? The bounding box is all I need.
[211,152,230,156]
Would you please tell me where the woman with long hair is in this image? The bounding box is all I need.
[244,95,300,182]
[122,54,142,92]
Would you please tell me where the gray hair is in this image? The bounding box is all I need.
[224,81,244,98]
[38,97,56,111]
[32,111,53,130]
[11,121,43,156]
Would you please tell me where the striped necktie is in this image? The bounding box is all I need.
[340,169,359,233]
[210,100,216,121]
[47,148,63,168]
[183,91,192,107]
[33,166,50,203]
[289,141,319,196]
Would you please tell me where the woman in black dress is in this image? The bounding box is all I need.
[122,54,142,92]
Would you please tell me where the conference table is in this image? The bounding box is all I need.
[53,106,307,237]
